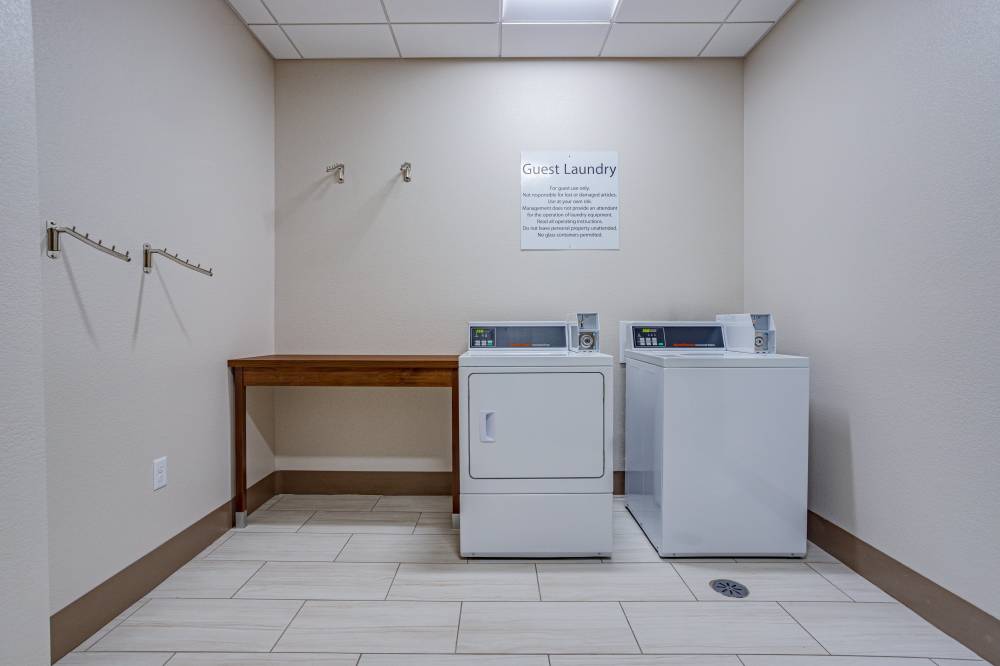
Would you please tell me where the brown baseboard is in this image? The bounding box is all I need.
[613,470,624,495]
[276,470,452,495]
[49,473,276,663]
[808,510,999,664]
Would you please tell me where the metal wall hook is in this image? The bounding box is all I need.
[46,221,131,262]
[400,162,412,183]
[326,162,345,183]
[143,243,213,276]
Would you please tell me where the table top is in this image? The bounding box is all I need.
[228,354,459,369]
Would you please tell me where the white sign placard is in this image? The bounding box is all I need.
[520,151,619,250]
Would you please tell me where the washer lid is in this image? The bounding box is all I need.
[624,349,808,368]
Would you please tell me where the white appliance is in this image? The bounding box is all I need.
[460,321,614,557]
[623,321,809,557]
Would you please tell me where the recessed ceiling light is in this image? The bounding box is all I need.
[502,0,620,23]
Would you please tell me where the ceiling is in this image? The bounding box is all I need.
[228,0,797,59]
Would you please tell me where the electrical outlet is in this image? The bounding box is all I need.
[153,457,167,491]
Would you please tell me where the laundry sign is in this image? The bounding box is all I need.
[520,151,619,250]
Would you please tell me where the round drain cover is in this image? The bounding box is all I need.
[710,579,749,598]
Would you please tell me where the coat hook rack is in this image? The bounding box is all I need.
[400,162,412,183]
[45,221,131,262]
[143,244,213,276]
[326,162,345,183]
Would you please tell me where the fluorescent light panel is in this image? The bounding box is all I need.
[503,0,619,23]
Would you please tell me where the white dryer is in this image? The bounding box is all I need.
[623,321,810,557]
[460,322,613,557]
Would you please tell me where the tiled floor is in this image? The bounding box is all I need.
[65,495,986,665]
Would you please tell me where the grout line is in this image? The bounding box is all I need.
[384,562,402,600]
[453,601,464,654]
[162,652,178,664]
[618,600,643,654]
[534,563,542,601]
[82,597,152,651]
[333,533,353,561]
[378,0,403,58]
[807,561,858,601]
[294,509,318,533]
[736,656,748,666]
[268,599,306,653]
[669,562,699,601]
[201,530,236,559]
[229,560,267,599]
[777,600,832,655]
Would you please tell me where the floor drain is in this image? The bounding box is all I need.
[710,579,749,598]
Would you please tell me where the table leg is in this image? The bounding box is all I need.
[233,367,247,528]
[451,369,460,515]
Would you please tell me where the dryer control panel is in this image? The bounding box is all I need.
[468,322,568,351]
[619,321,727,363]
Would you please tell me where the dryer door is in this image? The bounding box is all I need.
[467,371,605,479]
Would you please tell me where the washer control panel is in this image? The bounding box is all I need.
[619,321,727,363]
[633,327,666,349]
[468,322,568,351]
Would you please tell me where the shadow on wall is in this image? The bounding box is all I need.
[809,402,855,527]
[248,386,276,459]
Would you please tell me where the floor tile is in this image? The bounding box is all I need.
[167,654,360,665]
[740,658,937,665]
[387,563,538,601]
[613,495,627,511]
[360,656,549,665]
[734,542,836,564]
[537,563,694,601]
[603,530,663,562]
[551,657,743,665]
[274,600,460,653]
[457,602,639,654]
[337,534,464,563]
[806,542,840,562]
[414,512,459,533]
[782,602,980,659]
[931,660,987,665]
[194,532,235,559]
[73,599,150,651]
[244,509,315,532]
[236,561,398,600]
[56,654,172,665]
[674,563,851,601]
[373,495,453,512]
[622,601,825,654]
[300,511,419,534]
[808,563,897,602]
[91,598,301,652]
[271,494,380,511]
[206,533,349,562]
[147,560,263,598]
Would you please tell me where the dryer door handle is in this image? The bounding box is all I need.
[479,410,496,443]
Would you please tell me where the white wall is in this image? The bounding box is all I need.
[33,0,276,612]
[745,0,1000,618]
[274,59,745,471]
[0,0,52,661]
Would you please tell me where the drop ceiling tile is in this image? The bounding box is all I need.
[284,24,398,58]
[503,0,618,23]
[263,0,386,24]
[385,0,500,23]
[502,23,609,58]
[229,0,274,24]
[614,0,738,22]
[602,23,718,57]
[395,24,499,57]
[701,21,771,56]
[728,0,797,22]
[249,24,300,58]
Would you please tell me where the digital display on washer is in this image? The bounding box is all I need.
[470,325,566,349]
[633,325,725,349]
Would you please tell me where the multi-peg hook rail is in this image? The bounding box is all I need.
[400,162,412,182]
[326,162,345,183]
[143,244,213,277]
[46,221,131,262]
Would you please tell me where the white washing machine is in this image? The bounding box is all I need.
[622,321,810,557]
[459,321,613,557]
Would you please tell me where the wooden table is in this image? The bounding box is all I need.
[228,355,460,528]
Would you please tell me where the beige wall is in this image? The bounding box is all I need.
[33,0,276,611]
[274,59,745,471]
[745,0,1000,618]
[0,0,51,661]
